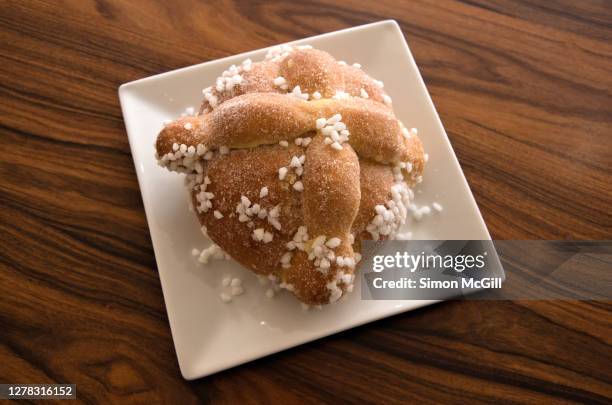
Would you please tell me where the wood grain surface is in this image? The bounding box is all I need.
[1,0,611,403]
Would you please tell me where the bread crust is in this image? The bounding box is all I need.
[155,46,425,305]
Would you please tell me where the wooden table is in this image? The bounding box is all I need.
[1,1,610,403]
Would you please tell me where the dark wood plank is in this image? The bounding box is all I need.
[0,0,610,403]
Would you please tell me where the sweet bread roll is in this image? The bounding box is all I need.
[154,45,425,305]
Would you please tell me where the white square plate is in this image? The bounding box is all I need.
[119,20,491,380]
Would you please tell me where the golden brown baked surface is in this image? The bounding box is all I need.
[154,45,425,305]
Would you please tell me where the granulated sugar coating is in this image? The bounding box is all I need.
[154,45,427,305]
